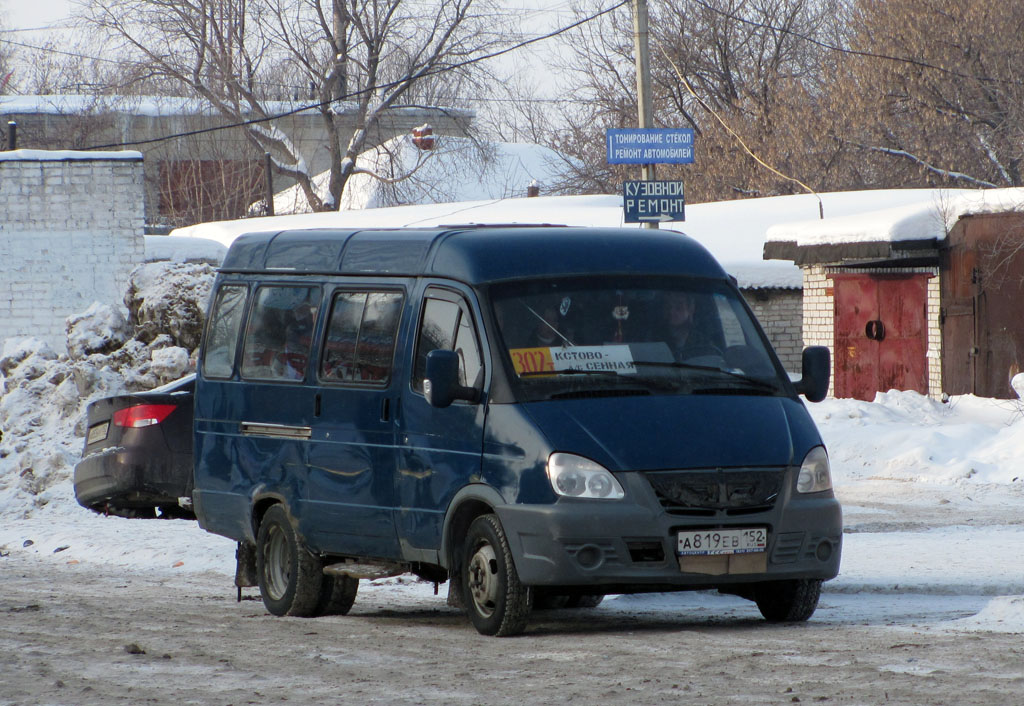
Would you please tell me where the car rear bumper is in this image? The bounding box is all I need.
[73,448,192,511]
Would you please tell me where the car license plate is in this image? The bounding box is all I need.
[87,422,109,445]
[677,528,767,556]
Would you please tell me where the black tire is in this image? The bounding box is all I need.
[314,575,359,616]
[754,579,822,622]
[566,594,604,609]
[461,514,531,636]
[256,505,324,617]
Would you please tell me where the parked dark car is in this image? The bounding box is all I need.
[74,374,195,519]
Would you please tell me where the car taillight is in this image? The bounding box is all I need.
[113,404,177,428]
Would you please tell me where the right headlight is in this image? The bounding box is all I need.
[796,446,833,493]
[546,452,625,500]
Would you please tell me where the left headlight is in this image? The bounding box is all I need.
[796,446,832,494]
[546,452,625,500]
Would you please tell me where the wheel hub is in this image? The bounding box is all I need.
[263,525,291,601]
[467,543,499,617]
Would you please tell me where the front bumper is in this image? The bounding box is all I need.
[495,471,842,590]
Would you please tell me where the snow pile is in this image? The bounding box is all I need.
[810,390,1024,486]
[946,596,1024,633]
[1011,373,1024,399]
[0,262,216,518]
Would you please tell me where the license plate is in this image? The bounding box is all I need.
[677,528,767,556]
[87,422,109,445]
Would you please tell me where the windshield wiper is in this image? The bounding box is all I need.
[632,360,781,394]
[519,368,621,377]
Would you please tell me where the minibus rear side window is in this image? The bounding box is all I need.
[203,284,247,379]
[240,286,321,382]
[321,291,404,384]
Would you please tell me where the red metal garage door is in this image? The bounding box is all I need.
[832,274,929,401]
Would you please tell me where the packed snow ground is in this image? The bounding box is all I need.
[1,266,1022,635]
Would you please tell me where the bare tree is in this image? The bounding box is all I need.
[0,13,13,95]
[541,0,844,203]
[832,0,1024,189]
[83,0,507,212]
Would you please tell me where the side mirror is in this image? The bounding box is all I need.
[795,346,830,403]
[424,349,480,408]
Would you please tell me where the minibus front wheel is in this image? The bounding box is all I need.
[753,578,822,622]
[462,514,532,637]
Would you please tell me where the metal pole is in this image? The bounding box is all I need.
[264,152,275,217]
[7,121,16,150]
[632,0,657,229]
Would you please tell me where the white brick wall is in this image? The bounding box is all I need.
[744,288,804,372]
[0,151,145,352]
[802,265,836,397]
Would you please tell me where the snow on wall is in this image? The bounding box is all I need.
[0,152,145,352]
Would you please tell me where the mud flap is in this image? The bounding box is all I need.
[235,541,258,601]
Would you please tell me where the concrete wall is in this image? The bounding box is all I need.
[0,150,145,351]
[744,288,804,373]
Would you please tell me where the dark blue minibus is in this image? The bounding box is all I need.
[193,225,841,636]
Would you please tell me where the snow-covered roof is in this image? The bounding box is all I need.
[0,94,320,117]
[179,188,1012,290]
[266,133,571,214]
[176,193,811,288]
[0,94,472,122]
[766,188,1024,247]
[144,235,226,265]
[0,149,142,161]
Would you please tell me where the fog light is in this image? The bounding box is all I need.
[815,540,833,562]
[575,544,603,569]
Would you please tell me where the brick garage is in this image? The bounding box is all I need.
[0,150,145,351]
[765,188,1024,400]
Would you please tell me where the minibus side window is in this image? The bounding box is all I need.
[412,296,482,391]
[203,284,247,379]
[240,285,321,382]
[455,309,483,387]
[321,291,404,384]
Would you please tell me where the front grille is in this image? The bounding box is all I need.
[645,468,784,517]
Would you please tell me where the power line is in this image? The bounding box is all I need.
[0,36,121,65]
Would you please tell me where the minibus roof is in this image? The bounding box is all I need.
[218,225,729,284]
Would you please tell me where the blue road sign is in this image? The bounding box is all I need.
[623,180,685,223]
[607,128,695,165]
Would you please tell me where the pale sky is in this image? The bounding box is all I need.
[1,0,75,29]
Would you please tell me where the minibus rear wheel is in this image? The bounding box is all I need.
[256,504,324,617]
[462,514,531,636]
[754,578,821,622]
[315,575,358,616]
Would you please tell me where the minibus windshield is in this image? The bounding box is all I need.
[490,276,788,400]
